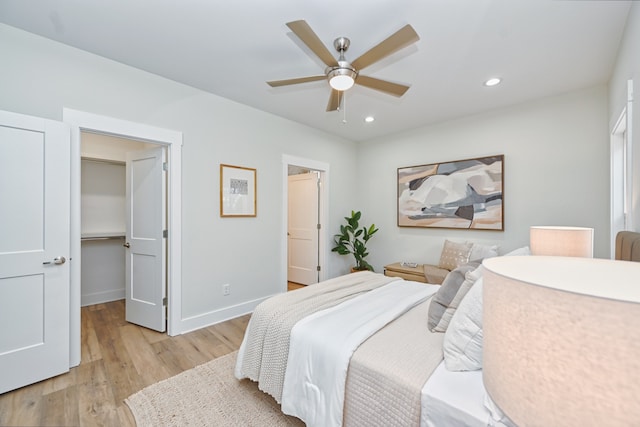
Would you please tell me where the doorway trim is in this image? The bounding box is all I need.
[64,108,183,367]
[282,155,329,289]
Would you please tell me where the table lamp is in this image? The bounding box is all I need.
[530,226,594,257]
[483,256,640,427]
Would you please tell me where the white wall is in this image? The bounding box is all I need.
[609,3,640,231]
[0,24,358,327]
[0,21,618,330]
[80,159,125,236]
[356,86,611,271]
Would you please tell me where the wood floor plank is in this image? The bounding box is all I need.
[89,307,145,404]
[231,313,251,331]
[106,299,129,327]
[173,333,225,367]
[138,324,169,345]
[76,359,121,427]
[119,323,173,385]
[41,386,79,427]
[150,336,203,376]
[208,319,247,349]
[81,305,103,364]
[117,403,137,427]
[0,381,43,426]
[183,327,233,360]
[40,368,77,396]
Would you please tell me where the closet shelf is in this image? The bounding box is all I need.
[81,232,126,241]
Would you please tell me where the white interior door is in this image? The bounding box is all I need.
[0,110,70,394]
[288,172,320,285]
[125,147,166,332]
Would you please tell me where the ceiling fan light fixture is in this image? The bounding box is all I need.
[328,68,356,91]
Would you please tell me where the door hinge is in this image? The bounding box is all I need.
[163,229,168,238]
[317,223,321,230]
[163,162,168,171]
[163,297,168,306]
[317,265,321,272]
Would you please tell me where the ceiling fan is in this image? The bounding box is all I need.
[267,20,420,111]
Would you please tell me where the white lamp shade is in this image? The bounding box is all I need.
[483,256,640,427]
[530,226,594,257]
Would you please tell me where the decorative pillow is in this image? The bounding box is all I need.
[428,261,481,332]
[469,243,499,261]
[443,277,484,371]
[438,240,473,271]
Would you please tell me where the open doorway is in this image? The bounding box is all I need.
[282,155,329,291]
[288,168,321,287]
[80,132,167,330]
[65,108,183,368]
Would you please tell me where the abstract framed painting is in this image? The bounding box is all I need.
[397,155,504,230]
[220,164,257,217]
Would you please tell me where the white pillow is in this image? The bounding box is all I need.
[469,243,499,261]
[503,246,531,256]
[443,278,483,371]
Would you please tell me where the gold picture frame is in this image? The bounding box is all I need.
[220,164,257,217]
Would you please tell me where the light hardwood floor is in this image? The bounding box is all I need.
[0,300,251,426]
[287,281,306,291]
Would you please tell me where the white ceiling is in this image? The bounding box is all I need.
[0,0,631,142]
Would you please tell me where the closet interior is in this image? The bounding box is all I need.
[80,132,155,306]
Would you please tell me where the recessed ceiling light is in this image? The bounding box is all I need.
[485,78,502,87]
[364,116,375,123]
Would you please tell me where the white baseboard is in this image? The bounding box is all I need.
[81,289,125,306]
[179,294,275,334]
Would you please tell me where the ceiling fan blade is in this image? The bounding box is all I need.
[351,24,419,71]
[287,20,339,68]
[267,75,326,87]
[356,75,411,97]
[326,89,343,111]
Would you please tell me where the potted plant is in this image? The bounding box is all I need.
[332,210,379,272]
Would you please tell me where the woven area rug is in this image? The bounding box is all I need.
[125,351,304,426]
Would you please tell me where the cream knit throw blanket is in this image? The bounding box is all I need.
[235,271,397,403]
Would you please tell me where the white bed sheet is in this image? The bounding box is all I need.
[421,361,490,427]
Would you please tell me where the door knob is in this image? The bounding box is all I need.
[43,256,66,265]
[123,242,130,248]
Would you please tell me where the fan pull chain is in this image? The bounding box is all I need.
[341,92,347,124]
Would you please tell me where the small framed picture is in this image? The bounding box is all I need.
[220,164,256,217]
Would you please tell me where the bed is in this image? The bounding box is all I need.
[235,232,640,427]
[234,266,494,427]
